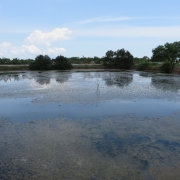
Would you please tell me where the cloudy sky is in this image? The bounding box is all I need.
[0,0,180,59]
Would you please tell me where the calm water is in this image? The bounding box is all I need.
[0,70,180,180]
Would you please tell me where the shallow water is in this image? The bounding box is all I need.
[0,70,180,179]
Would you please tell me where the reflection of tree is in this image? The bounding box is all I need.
[0,72,71,85]
[0,74,22,82]
[55,73,71,84]
[151,76,180,92]
[103,73,133,87]
[35,75,50,85]
[82,72,93,80]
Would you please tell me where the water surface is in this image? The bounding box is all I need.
[0,70,180,180]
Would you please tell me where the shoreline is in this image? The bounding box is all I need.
[0,64,180,74]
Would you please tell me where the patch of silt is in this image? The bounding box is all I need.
[1,115,180,180]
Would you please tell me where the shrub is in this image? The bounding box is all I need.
[137,62,150,71]
[29,55,52,70]
[53,55,72,70]
[161,62,175,73]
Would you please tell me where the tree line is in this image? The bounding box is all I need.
[0,41,180,72]
[0,58,33,65]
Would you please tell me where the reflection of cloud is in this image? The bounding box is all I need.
[103,73,133,88]
[55,73,71,84]
[151,76,180,92]
[25,72,71,90]
[35,75,51,85]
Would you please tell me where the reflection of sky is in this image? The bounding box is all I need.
[0,71,180,102]
[29,79,71,91]
[0,71,180,122]
[132,73,151,85]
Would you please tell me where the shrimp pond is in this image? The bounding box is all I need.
[0,70,180,180]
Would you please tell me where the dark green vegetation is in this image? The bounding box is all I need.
[53,55,72,70]
[29,55,72,70]
[0,65,28,71]
[29,55,52,70]
[0,57,33,65]
[103,49,134,69]
[151,41,180,73]
[0,41,180,72]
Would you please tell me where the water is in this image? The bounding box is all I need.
[0,70,180,179]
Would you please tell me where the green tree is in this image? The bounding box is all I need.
[152,42,179,73]
[103,50,114,67]
[114,49,134,69]
[12,58,20,64]
[53,55,72,70]
[93,56,101,64]
[0,57,11,64]
[29,55,52,70]
[151,45,165,62]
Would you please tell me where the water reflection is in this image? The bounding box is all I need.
[0,71,180,179]
[55,73,71,84]
[0,72,71,85]
[103,72,133,87]
[151,76,180,92]
[35,75,51,85]
[0,74,26,82]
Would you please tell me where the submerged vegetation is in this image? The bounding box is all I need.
[0,41,180,72]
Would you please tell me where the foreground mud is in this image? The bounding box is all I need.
[0,115,180,180]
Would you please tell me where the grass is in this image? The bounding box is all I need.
[0,65,29,70]
[72,64,104,69]
[134,61,161,72]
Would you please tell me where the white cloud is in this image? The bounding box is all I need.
[48,47,66,55]
[0,42,11,48]
[0,42,41,57]
[26,28,72,45]
[22,45,41,54]
[76,17,133,24]
[75,16,180,24]
[74,26,180,38]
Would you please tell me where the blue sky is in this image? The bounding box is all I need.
[0,0,180,59]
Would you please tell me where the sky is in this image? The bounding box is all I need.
[0,0,180,59]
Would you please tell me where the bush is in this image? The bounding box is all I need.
[115,49,134,69]
[161,62,174,73]
[29,55,52,70]
[53,55,72,70]
[137,62,149,71]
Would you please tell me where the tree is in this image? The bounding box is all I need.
[151,42,179,73]
[114,49,134,69]
[103,50,114,66]
[151,45,165,62]
[93,56,101,64]
[29,55,52,70]
[12,58,20,64]
[53,55,72,70]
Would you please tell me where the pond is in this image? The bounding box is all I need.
[0,70,180,180]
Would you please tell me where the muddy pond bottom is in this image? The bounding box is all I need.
[1,98,180,122]
[0,70,180,180]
